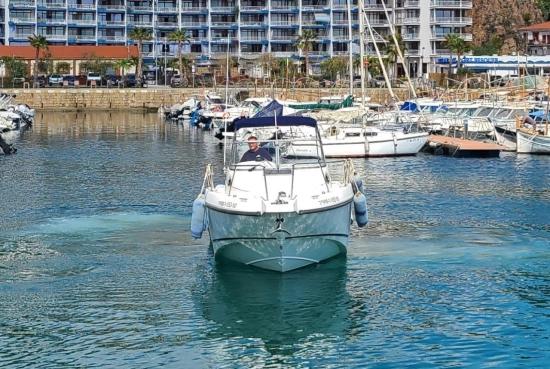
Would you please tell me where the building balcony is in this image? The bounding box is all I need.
[430,0,472,8]
[402,33,420,40]
[37,1,67,9]
[240,5,268,13]
[363,3,392,11]
[271,35,296,42]
[44,34,68,41]
[68,19,97,26]
[404,0,420,7]
[38,18,67,25]
[68,3,97,11]
[331,20,352,26]
[97,5,126,12]
[155,21,178,28]
[9,17,37,24]
[210,21,236,28]
[240,21,268,28]
[368,19,391,26]
[9,33,35,40]
[431,32,472,41]
[209,7,233,14]
[181,6,208,13]
[68,35,97,41]
[270,5,298,12]
[210,37,237,43]
[397,17,420,25]
[181,21,207,28]
[156,6,178,13]
[9,0,36,8]
[128,20,153,27]
[363,34,385,43]
[127,6,153,12]
[240,35,266,42]
[331,35,350,42]
[301,5,328,12]
[98,21,126,27]
[270,20,297,27]
[98,35,126,42]
[431,16,472,25]
[271,51,294,58]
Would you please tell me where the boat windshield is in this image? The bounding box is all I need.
[229,127,323,166]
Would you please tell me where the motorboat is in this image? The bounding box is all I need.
[282,122,429,158]
[192,115,367,272]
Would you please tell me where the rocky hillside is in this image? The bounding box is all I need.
[471,0,544,54]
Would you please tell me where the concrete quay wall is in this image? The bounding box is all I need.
[5,87,420,111]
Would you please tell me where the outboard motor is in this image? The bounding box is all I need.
[0,135,17,155]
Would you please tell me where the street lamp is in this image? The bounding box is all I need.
[192,62,195,88]
[420,46,425,77]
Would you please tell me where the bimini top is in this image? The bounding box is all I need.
[234,115,317,130]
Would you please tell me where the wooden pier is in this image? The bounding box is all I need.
[424,135,505,158]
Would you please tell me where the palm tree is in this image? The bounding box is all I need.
[294,28,316,77]
[443,34,471,79]
[114,59,133,76]
[383,34,407,80]
[167,29,191,78]
[28,34,49,84]
[128,27,153,81]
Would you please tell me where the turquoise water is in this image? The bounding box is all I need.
[1,111,549,368]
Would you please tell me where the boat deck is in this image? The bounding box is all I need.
[424,135,505,158]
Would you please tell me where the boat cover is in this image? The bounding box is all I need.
[252,100,285,118]
[234,115,317,130]
[288,95,354,110]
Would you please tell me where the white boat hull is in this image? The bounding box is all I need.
[517,129,550,154]
[283,131,429,158]
[207,201,352,272]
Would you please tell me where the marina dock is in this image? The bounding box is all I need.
[424,135,506,158]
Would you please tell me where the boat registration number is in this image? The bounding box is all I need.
[218,201,238,208]
[318,196,339,205]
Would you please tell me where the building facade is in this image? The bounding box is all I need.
[0,0,472,75]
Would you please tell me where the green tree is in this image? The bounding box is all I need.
[294,28,316,77]
[444,34,471,78]
[167,29,191,78]
[383,34,407,78]
[129,27,153,81]
[55,61,71,74]
[320,57,347,81]
[1,56,28,85]
[28,34,49,83]
[471,36,503,56]
[114,59,133,75]
[536,0,550,21]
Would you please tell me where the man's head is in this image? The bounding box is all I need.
[248,136,259,152]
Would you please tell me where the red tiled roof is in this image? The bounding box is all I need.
[519,21,550,32]
[0,45,139,60]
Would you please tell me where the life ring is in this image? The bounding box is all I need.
[222,112,230,119]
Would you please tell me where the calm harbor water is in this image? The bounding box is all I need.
[1,111,550,368]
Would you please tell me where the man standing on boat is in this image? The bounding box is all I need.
[240,136,272,162]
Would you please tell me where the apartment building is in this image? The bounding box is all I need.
[0,0,472,75]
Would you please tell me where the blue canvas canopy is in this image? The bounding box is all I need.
[234,116,317,130]
[252,100,285,118]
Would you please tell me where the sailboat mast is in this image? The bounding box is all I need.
[358,0,366,105]
[347,0,353,93]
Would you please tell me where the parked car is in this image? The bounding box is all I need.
[48,74,63,86]
[122,73,146,88]
[368,76,386,87]
[63,75,76,86]
[33,75,46,88]
[87,72,102,86]
[103,74,121,87]
[170,74,187,88]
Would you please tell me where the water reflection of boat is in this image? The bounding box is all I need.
[200,257,351,354]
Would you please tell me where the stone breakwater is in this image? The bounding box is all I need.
[6,87,419,111]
